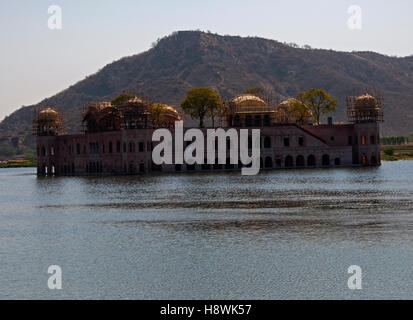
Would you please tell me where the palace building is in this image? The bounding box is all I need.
[34,92,383,176]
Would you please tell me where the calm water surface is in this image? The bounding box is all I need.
[1,161,413,299]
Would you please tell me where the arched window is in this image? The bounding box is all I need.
[285,155,293,167]
[362,154,367,165]
[245,115,253,127]
[307,155,316,166]
[139,163,145,173]
[371,155,377,164]
[254,115,261,127]
[322,154,330,166]
[264,156,273,168]
[109,141,113,153]
[264,136,271,149]
[139,142,144,152]
[263,115,271,126]
[334,158,341,166]
[296,155,305,167]
[234,115,241,127]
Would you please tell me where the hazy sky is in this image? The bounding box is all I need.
[1,0,412,121]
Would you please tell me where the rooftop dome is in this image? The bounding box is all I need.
[38,107,60,123]
[39,107,58,116]
[163,105,180,116]
[157,105,182,128]
[231,94,267,108]
[278,98,302,109]
[354,94,378,109]
[276,98,312,123]
[34,107,63,135]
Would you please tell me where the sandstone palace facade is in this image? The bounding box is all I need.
[34,93,383,176]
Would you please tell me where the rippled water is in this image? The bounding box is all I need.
[1,162,413,299]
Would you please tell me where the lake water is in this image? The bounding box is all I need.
[1,161,413,299]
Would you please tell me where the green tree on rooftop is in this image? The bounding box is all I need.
[181,87,222,128]
[296,88,338,125]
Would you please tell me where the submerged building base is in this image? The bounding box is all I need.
[36,123,381,176]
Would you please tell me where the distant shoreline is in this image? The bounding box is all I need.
[0,160,36,168]
[381,144,413,161]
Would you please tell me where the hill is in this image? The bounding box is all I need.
[1,30,413,158]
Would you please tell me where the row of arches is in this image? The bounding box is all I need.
[38,163,75,176]
[170,154,339,172]
[86,162,103,173]
[261,154,338,168]
[362,153,378,166]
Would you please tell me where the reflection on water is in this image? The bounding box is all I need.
[1,162,413,299]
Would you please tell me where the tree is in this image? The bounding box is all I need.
[149,103,166,127]
[243,86,264,97]
[288,98,312,124]
[181,87,222,128]
[296,88,338,125]
[383,147,394,156]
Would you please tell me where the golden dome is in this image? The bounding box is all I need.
[160,105,182,125]
[39,107,58,115]
[354,94,378,109]
[148,103,182,128]
[231,94,267,108]
[34,107,62,135]
[278,98,301,109]
[38,107,60,123]
[163,105,181,117]
[276,98,311,123]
